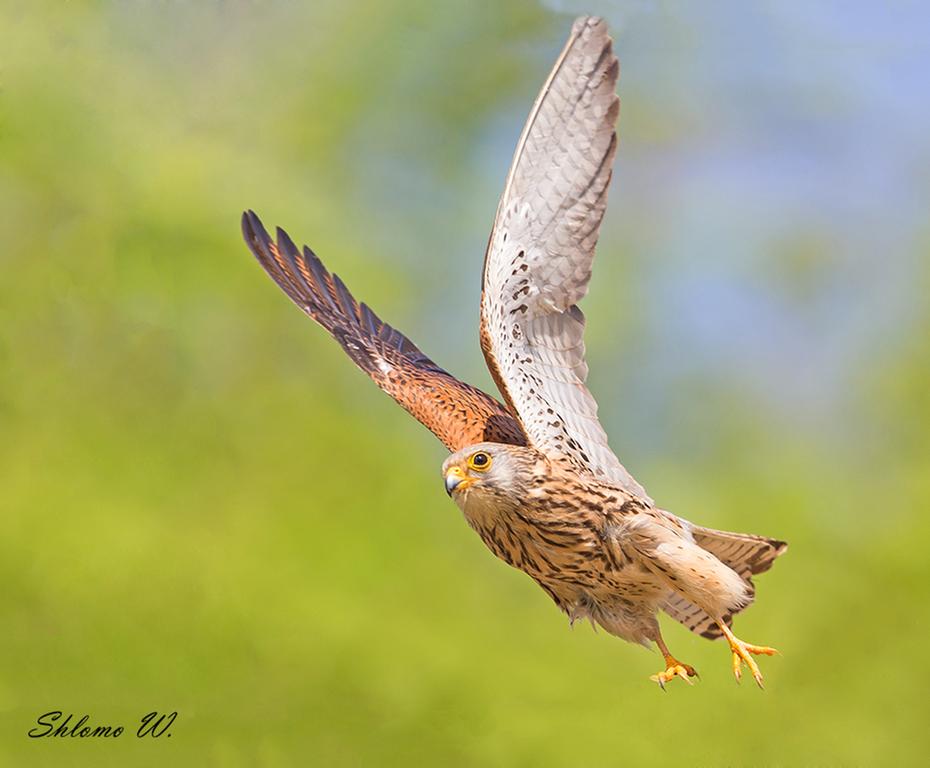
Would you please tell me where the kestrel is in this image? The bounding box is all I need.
[242,16,787,689]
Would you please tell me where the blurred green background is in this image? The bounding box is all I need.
[2,1,929,766]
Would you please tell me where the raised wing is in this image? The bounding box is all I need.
[243,211,525,452]
[479,16,648,499]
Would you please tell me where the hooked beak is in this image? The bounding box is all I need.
[444,465,472,496]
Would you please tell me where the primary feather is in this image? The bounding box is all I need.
[242,210,525,451]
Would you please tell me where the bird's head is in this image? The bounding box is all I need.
[441,442,542,512]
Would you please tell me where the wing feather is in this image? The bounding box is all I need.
[243,211,526,452]
[479,16,647,499]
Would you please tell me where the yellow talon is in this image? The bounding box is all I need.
[650,655,698,690]
[718,622,778,689]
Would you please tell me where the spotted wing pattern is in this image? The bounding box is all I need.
[243,211,526,452]
[479,17,648,499]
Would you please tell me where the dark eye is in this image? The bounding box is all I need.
[468,451,492,471]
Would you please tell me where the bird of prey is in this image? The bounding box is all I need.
[242,16,787,689]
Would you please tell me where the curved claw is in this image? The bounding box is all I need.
[719,623,778,689]
[650,659,698,690]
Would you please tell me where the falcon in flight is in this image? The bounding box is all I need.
[242,16,787,689]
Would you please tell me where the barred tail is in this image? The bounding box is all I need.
[662,522,787,639]
[691,526,788,578]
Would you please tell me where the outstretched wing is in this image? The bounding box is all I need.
[479,17,647,498]
[243,211,525,452]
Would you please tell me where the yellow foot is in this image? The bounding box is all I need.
[650,655,698,691]
[719,623,778,689]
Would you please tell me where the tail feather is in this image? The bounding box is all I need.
[662,521,787,639]
[691,526,788,579]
